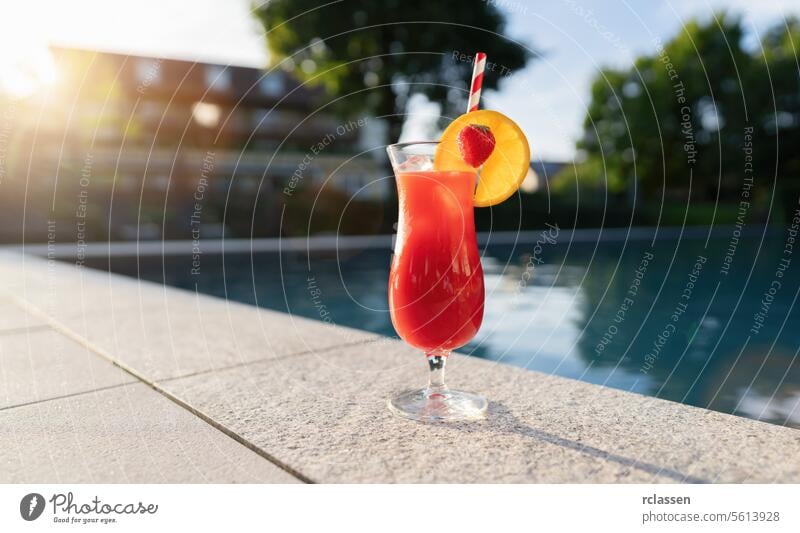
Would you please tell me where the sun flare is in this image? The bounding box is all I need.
[0,6,58,98]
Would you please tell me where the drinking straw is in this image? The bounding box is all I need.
[467,52,487,112]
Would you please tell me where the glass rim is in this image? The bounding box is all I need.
[386,141,439,151]
[385,140,475,173]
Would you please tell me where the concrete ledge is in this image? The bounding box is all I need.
[1,251,798,483]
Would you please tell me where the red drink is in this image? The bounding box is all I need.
[385,103,528,421]
[389,170,485,352]
[386,142,489,421]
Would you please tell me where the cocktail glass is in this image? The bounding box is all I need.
[386,141,488,422]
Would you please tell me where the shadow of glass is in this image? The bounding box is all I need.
[447,401,708,483]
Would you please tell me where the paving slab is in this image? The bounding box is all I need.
[3,250,799,483]
[0,383,299,483]
[0,252,379,380]
[0,255,189,320]
[161,341,800,483]
[40,296,379,381]
[0,299,45,333]
[0,328,135,409]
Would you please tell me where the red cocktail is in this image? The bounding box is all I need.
[383,53,530,421]
[386,142,488,421]
[389,170,484,351]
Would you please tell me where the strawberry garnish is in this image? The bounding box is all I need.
[457,124,496,167]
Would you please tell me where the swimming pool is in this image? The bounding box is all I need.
[87,228,800,428]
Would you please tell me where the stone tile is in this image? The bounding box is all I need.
[162,340,800,483]
[0,251,90,298]
[0,251,39,290]
[0,329,135,409]
[154,341,709,482]
[0,299,45,332]
[5,264,187,321]
[6,251,799,483]
[0,251,193,322]
[0,383,299,483]
[488,369,800,484]
[3,254,380,381]
[49,295,379,381]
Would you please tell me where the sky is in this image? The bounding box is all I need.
[3,0,799,161]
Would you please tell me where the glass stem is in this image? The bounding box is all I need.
[426,350,449,393]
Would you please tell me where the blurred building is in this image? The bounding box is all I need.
[0,47,387,243]
[520,160,567,193]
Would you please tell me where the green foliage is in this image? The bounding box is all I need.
[752,17,800,183]
[252,0,533,137]
[577,13,800,214]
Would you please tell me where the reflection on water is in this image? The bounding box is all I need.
[92,232,800,428]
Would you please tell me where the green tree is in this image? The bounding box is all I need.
[750,17,800,216]
[575,13,793,211]
[252,0,533,141]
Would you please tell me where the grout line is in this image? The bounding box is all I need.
[138,381,316,484]
[158,336,386,383]
[9,296,318,484]
[0,381,139,412]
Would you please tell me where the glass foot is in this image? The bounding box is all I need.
[388,388,488,422]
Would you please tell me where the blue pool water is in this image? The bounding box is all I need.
[91,229,800,428]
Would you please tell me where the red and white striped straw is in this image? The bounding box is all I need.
[467,52,487,112]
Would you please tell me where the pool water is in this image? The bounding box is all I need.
[91,231,800,428]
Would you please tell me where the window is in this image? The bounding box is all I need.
[135,59,162,87]
[252,109,285,129]
[192,102,221,128]
[259,75,284,96]
[205,65,232,91]
[251,109,269,129]
[140,101,162,121]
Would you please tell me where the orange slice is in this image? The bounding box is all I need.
[435,110,530,207]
